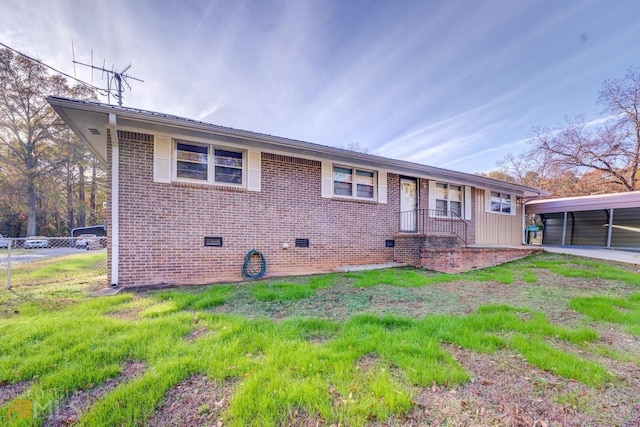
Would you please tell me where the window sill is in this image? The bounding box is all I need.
[487,211,514,216]
[329,196,378,205]
[170,181,248,193]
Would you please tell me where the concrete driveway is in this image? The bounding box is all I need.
[542,246,640,266]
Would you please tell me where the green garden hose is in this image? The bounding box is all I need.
[242,249,267,279]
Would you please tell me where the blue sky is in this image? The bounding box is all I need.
[2,0,639,173]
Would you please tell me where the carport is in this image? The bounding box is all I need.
[525,192,640,250]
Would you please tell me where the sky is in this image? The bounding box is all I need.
[2,0,639,173]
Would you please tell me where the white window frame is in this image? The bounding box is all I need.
[484,190,516,216]
[173,139,246,187]
[489,191,512,215]
[434,182,464,218]
[332,164,377,201]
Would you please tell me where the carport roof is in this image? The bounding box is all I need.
[525,191,640,214]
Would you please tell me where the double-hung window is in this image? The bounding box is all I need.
[435,182,463,217]
[175,140,244,185]
[333,166,376,200]
[490,192,512,214]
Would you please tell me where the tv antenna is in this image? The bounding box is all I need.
[72,42,144,106]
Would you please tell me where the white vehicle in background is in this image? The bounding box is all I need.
[0,233,8,248]
[75,234,98,248]
[24,236,49,249]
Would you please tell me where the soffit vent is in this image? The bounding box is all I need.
[88,128,101,135]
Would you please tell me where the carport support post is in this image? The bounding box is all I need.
[606,208,614,248]
[561,211,568,246]
[6,239,11,290]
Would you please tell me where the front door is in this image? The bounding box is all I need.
[400,178,418,232]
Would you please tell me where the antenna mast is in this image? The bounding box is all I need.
[71,47,143,106]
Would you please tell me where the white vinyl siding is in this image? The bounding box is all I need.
[476,190,523,245]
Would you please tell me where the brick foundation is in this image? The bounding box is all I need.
[420,247,543,273]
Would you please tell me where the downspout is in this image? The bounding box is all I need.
[108,113,119,287]
[522,197,526,244]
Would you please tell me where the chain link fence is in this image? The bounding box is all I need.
[1,236,108,293]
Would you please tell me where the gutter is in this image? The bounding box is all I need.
[108,113,119,287]
[47,96,546,198]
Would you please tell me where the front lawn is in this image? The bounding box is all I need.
[1,252,639,426]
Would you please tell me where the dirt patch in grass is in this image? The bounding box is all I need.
[43,361,145,427]
[0,380,30,406]
[186,326,209,342]
[396,346,593,426]
[285,408,326,426]
[146,374,236,427]
[598,326,640,355]
[379,343,640,427]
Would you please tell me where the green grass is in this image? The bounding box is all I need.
[152,285,234,311]
[1,252,107,317]
[344,268,457,287]
[570,293,640,336]
[252,275,335,302]
[1,251,639,425]
[519,254,640,284]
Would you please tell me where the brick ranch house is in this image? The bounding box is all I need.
[48,96,544,287]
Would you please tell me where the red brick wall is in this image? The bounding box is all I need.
[420,247,542,273]
[108,134,404,286]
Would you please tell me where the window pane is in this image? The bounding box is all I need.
[215,166,243,184]
[449,185,462,202]
[176,143,208,181]
[451,201,462,217]
[177,161,208,180]
[502,194,511,213]
[334,181,352,196]
[435,199,447,215]
[355,170,374,186]
[333,166,353,183]
[214,149,243,167]
[177,143,208,163]
[491,192,501,212]
[436,183,447,199]
[356,184,374,198]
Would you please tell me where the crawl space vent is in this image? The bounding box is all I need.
[295,238,310,248]
[204,236,223,247]
[385,239,395,248]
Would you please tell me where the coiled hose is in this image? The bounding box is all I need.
[242,249,267,279]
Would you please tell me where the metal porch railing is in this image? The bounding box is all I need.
[398,209,468,246]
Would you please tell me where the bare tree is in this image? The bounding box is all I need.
[530,68,640,192]
[489,67,640,197]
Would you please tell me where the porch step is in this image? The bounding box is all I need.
[393,234,462,267]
